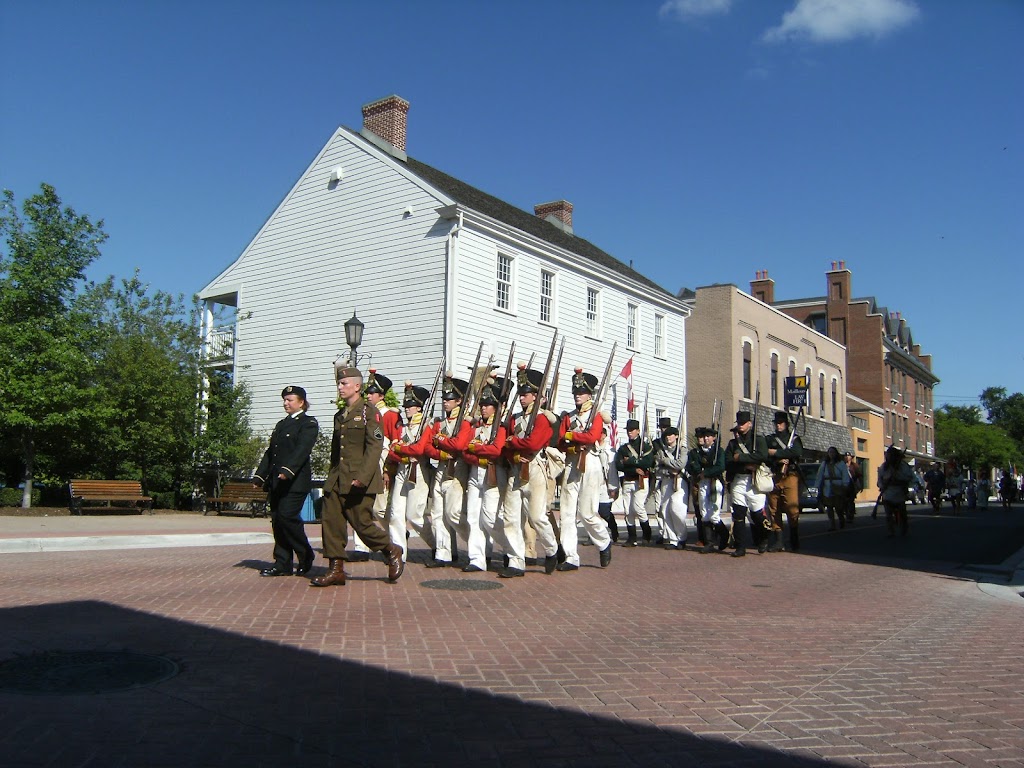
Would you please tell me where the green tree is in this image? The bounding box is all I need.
[198,370,265,492]
[980,387,1024,453]
[0,184,106,507]
[935,406,1021,471]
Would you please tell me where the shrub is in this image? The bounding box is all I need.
[0,487,41,507]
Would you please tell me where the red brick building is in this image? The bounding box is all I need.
[751,263,939,461]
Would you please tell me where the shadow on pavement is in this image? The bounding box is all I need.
[2,600,833,768]
[796,504,1024,578]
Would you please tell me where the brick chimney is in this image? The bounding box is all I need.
[534,200,573,234]
[750,269,775,304]
[361,95,410,153]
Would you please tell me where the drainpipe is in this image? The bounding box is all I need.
[444,211,464,373]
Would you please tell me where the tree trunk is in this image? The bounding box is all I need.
[21,433,35,508]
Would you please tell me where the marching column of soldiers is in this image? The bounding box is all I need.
[284,337,823,586]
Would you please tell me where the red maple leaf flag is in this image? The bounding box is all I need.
[619,356,635,415]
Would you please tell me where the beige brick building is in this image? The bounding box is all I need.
[684,283,853,457]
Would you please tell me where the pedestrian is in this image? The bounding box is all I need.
[555,367,613,569]
[310,366,404,587]
[463,375,510,572]
[653,426,689,550]
[843,451,862,523]
[351,369,401,561]
[429,373,474,566]
[497,365,559,578]
[765,410,803,551]
[945,459,965,515]
[686,427,729,553]
[724,410,769,557]
[924,462,945,513]
[598,427,621,543]
[977,471,991,511]
[614,419,654,546]
[386,382,437,559]
[816,447,851,531]
[877,445,914,537]
[253,385,318,577]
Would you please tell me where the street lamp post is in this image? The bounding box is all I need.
[344,311,364,367]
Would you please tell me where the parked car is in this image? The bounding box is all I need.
[797,462,822,511]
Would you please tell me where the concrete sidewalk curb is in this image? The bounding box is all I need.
[0,531,307,554]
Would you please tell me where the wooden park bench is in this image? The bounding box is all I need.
[68,479,154,516]
[204,482,268,518]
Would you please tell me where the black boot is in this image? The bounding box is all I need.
[790,521,800,552]
[768,529,784,553]
[716,521,730,552]
[640,520,653,544]
[625,525,638,547]
[731,519,748,557]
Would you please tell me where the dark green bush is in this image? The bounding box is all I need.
[0,487,41,507]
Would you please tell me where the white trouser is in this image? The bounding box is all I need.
[696,477,726,525]
[465,462,507,569]
[386,460,433,554]
[502,457,557,570]
[729,473,767,513]
[621,480,650,526]
[559,452,611,566]
[657,475,689,544]
[429,460,468,562]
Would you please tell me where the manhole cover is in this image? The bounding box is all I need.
[421,578,503,591]
[0,650,179,695]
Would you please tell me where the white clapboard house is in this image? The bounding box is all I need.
[199,95,690,437]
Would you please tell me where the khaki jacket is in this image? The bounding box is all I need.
[325,397,384,495]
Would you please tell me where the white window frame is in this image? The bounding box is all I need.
[626,303,639,350]
[540,269,556,325]
[495,253,514,313]
[653,313,666,358]
[586,286,601,338]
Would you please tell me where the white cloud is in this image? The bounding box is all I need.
[763,0,920,44]
[659,0,733,22]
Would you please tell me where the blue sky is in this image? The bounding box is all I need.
[2,0,1021,410]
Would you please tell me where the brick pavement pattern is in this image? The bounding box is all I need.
[1,539,1023,767]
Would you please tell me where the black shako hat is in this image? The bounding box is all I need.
[281,385,306,400]
[658,417,672,430]
[515,364,543,394]
[626,419,641,431]
[402,381,430,408]
[479,376,507,406]
[731,410,751,430]
[695,426,716,438]
[442,373,468,401]
[773,410,790,425]
[570,368,598,395]
[364,369,392,395]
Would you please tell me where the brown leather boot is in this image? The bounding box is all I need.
[310,558,346,587]
[381,543,405,583]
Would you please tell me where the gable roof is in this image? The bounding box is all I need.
[385,148,674,300]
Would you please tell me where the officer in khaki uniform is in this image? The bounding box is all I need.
[311,366,404,587]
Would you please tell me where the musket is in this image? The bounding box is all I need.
[543,336,565,411]
[489,341,515,442]
[637,383,650,490]
[502,350,536,435]
[523,329,559,439]
[438,342,484,482]
[413,358,445,442]
[776,406,804,476]
[673,390,687,461]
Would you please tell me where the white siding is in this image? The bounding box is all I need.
[200,131,450,432]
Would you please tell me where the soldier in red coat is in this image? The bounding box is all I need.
[497,365,559,578]
[462,376,509,572]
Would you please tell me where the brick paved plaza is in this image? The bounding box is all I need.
[1,509,1023,768]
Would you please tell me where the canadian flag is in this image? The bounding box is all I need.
[619,356,635,415]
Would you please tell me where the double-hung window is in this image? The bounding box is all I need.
[496,254,513,311]
[540,270,555,323]
[586,287,600,337]
[627,303,638,349]
[654,313,665,357]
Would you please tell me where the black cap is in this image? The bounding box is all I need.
[442,373,468,401]
[570,368,598,395]
[479,376,507,406]
[773,410,790,425]
[626,419,640,431]
[732,410,751,429]
[658,417,672,430]
[695,427,715,438]
[364,369,393,395]
[663,426,679,437]
[516,364,543,394]
[402,381,430,408]
[281,385,306,400]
